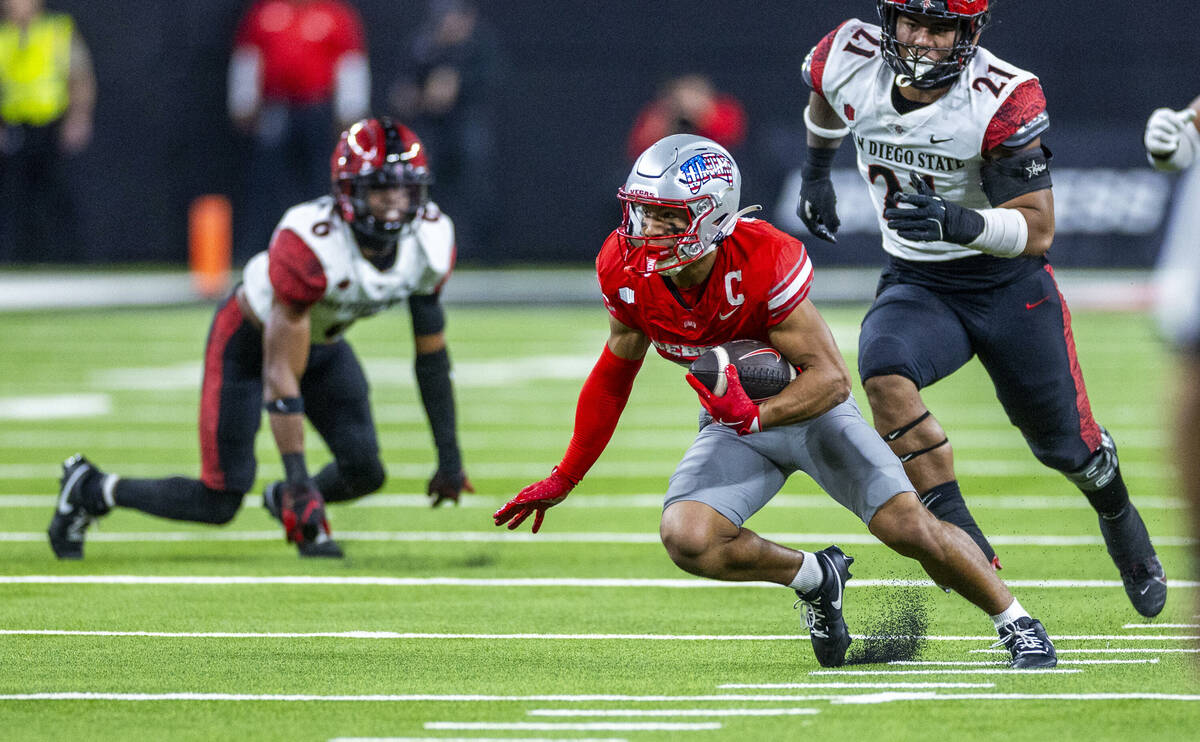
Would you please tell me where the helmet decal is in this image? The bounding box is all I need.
[677,153,735,195]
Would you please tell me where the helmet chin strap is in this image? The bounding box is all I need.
[654,204,763,277]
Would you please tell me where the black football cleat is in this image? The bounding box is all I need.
[795,545,854,667]
[264,481,343,558]
[995,617,1057,668]
[1098,504,1166,617]
[48,454,105,559]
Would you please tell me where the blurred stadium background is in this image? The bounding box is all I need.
[2,0,1191,275]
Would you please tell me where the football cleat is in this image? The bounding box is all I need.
[794,545,854,667]
[263,481,343,558]
[1098,505,1166,617]
[48,454,106,560]
[994,617,1057,668]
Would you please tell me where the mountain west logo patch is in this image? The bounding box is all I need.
[677,152,734,194]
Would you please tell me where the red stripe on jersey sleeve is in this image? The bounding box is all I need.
[982,79,1047,153]
[806,22,847,100]
[268,229,327,308]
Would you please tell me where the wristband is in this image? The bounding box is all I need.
[265,396,304,415]
[804,105,850,140]
[802,146,838,179]
[967,208,1028,258]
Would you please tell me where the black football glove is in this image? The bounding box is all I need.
[884,172,985,245]
[795,147,840,243]
[428,467,474,507]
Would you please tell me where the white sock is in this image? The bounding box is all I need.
[788,551,824,594]
[990,598,1030,631]
[101,474,119,510]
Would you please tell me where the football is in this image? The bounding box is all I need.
[689,339,797,402]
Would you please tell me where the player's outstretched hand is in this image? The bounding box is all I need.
[493,468,575,533]
[885,172,984,245]
[796,173,841,243]
[1145,107,1197,158]
[686,365,762,436]
[428,468,474,507]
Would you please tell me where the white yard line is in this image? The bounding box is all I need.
[331,738,627,742]
[4,692,1196,705]
[0,530,1194,548]
[525,709,819,717]
[1124,623,1199,629]
[809,669,1081,676]
[716,683,994,689]
[0,462,1173,479]
[2,575,1197,591]
[424,723,721,732]
[0,493,1186,511]
[888,659,1159,666]
[972,648,1200,654]
[4,628,1192,643]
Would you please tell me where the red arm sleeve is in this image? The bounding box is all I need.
[556,345,644,484]
[267,229,327,308]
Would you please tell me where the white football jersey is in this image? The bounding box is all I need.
[242,196,456,343]
[804,19,1049,261]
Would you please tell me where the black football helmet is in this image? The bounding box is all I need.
[877,0,991,90]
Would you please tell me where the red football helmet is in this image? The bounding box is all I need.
[877,0,990,89]
[331,118,433,241]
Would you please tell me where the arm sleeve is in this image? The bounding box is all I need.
[766,236,814,326]
[414,347,461,473]
[268,229,327,308]
[556,345,644,484]
[982,79,1049,153]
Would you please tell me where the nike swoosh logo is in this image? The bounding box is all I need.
[1140,585,1152,595]
[825,553,843,610]
[1026,297,1050,310]
[929,135,953,144]
[718,308,738,320]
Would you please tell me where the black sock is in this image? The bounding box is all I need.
[114,477,244,524]
[1083,467,1132,521]
[920,481,997,563]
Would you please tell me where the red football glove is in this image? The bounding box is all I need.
[686,365,762,435]
[428,468,475,508]
[279,481,332,546]
[493,468,576,533]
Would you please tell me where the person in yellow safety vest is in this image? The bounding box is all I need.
[0,0,95,262]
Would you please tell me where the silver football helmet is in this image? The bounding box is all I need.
[617,134,757,276]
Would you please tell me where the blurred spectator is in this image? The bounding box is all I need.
[1145,96,1200,589]
[228,0,370,262]
[388,0,504,260]
[0,0,94,263]
[626,74,747,162]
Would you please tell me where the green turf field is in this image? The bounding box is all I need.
[0,302,1196,741]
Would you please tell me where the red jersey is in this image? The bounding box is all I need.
[596,219,814,365]
[234,0,366,104]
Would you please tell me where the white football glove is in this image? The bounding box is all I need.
[1144,107,1199,171]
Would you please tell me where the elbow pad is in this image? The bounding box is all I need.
[981,145,1053,206]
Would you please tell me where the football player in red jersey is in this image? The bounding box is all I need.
[796,0,1166,617]
[49,118,471,559]
[494,134,1056,668]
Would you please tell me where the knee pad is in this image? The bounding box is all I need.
[858,333,919,384]
[1062,428,1118,492]
[202,487,245,525]
[340,457,386,497]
